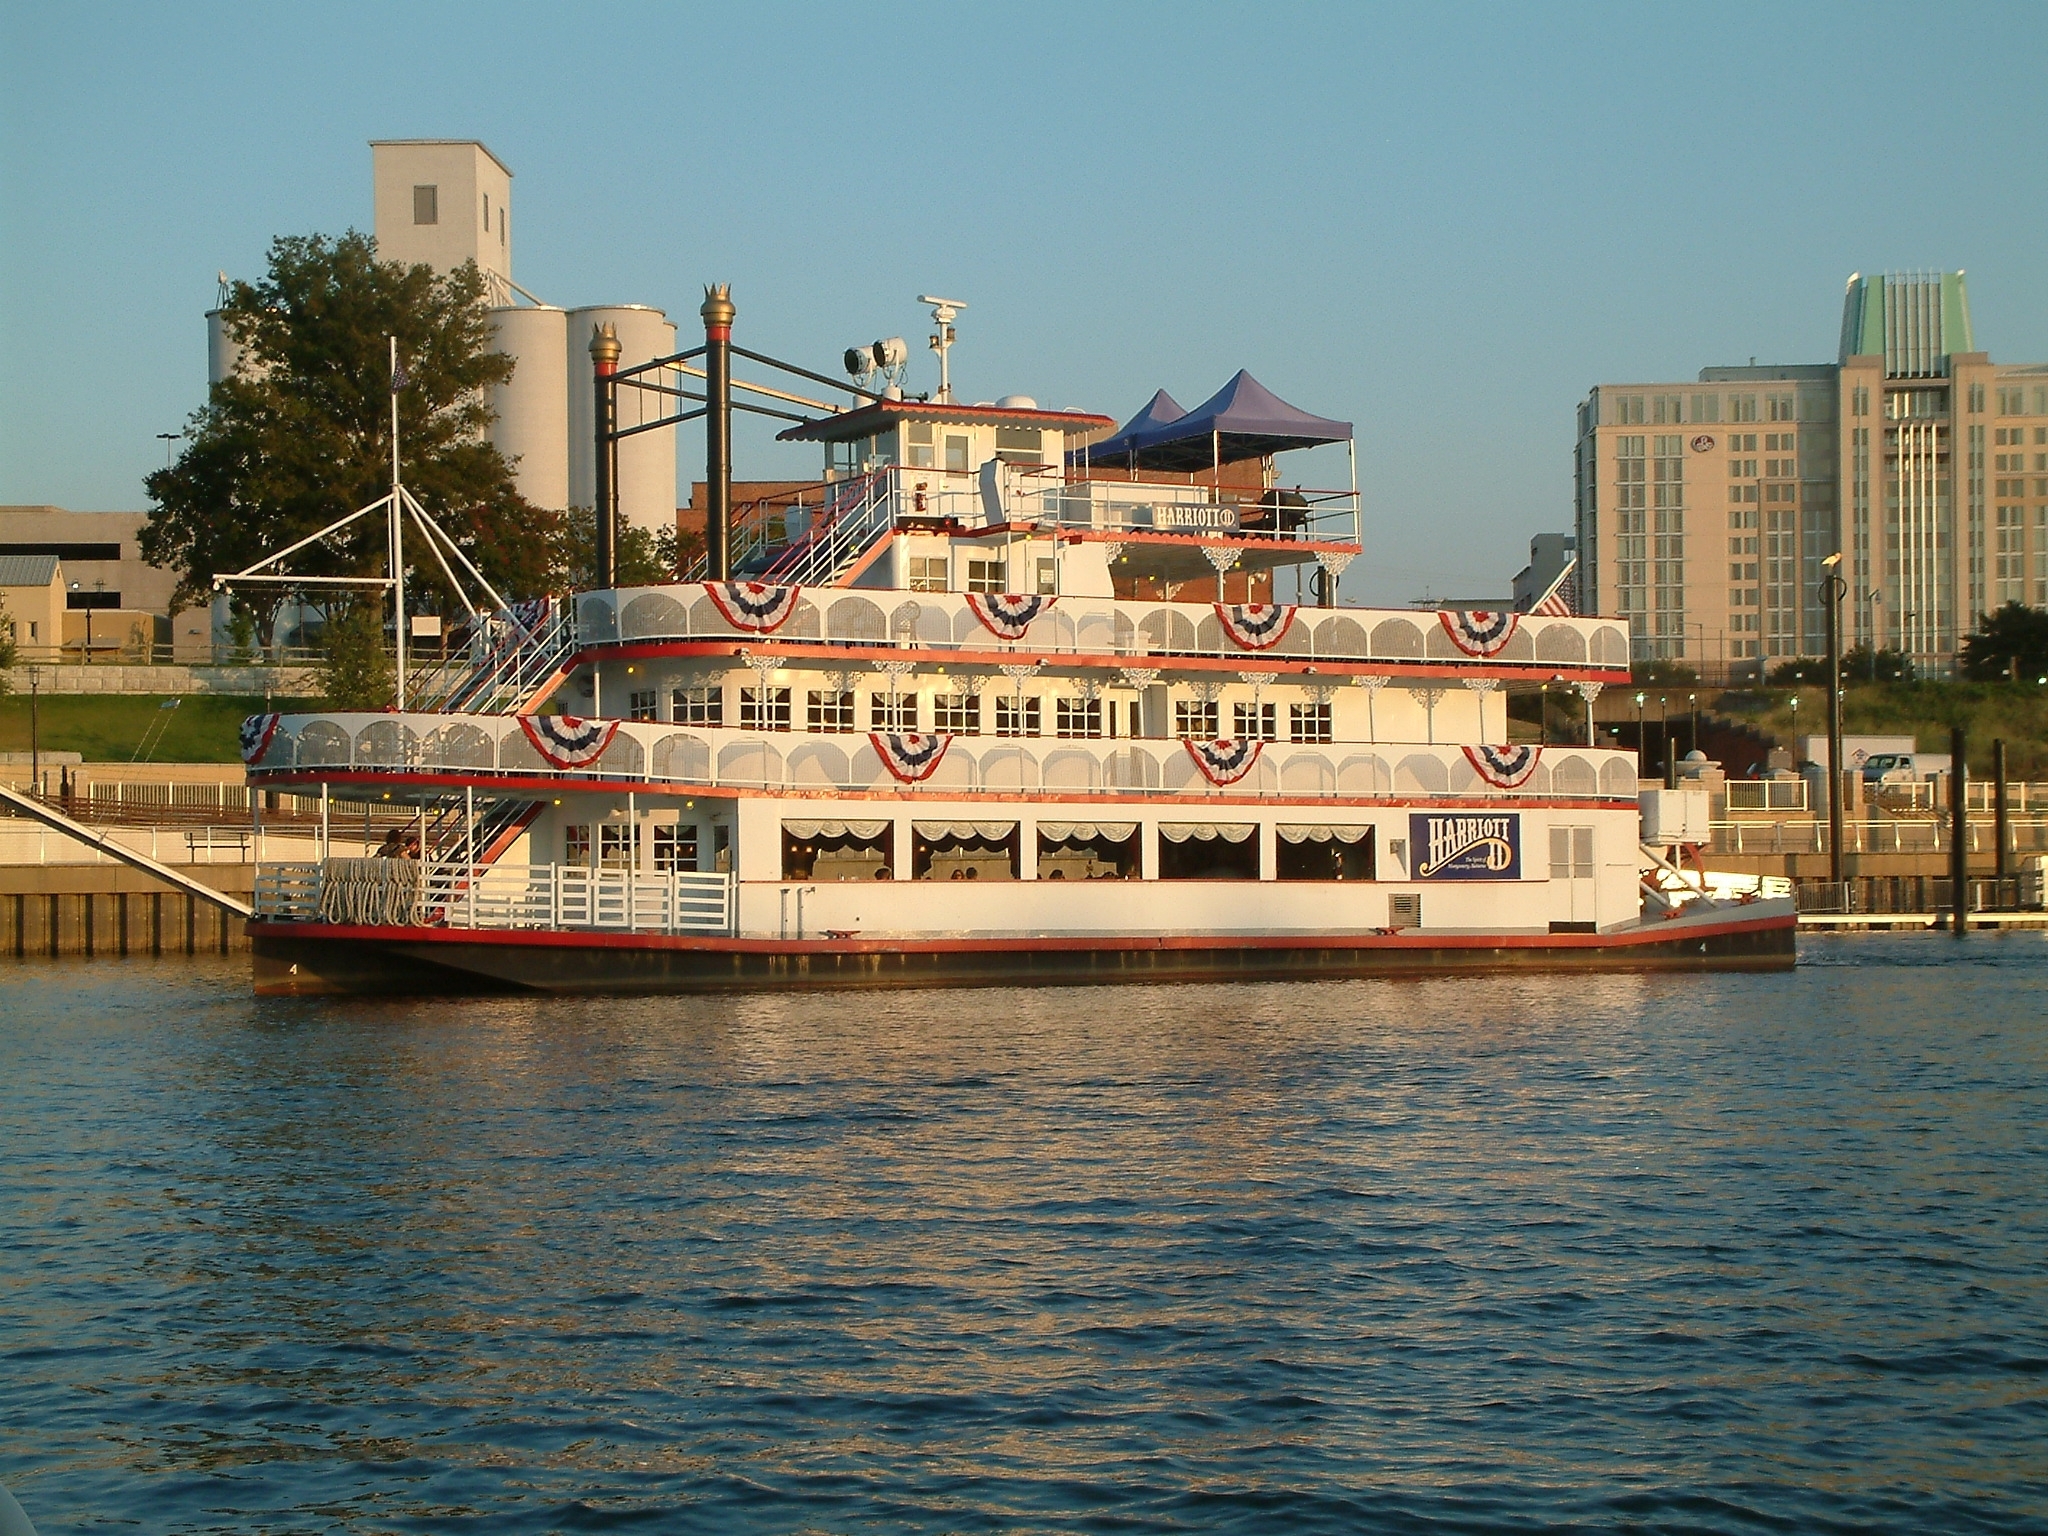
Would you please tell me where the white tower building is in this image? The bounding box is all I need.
[209,140,678,533]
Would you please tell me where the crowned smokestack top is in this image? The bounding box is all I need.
[589,322,621,375]
[701,284,735,336]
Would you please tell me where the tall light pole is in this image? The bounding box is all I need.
[1821,552,1848,887]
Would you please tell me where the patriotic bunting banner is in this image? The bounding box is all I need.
[1462,743,1542,789]
[1183,737,1262,787]
[965,592,1054,640]
[1214,603,1298,651]
[871,731,952,783]
[705,581,802,634]
[1439,609,1520,657]
[508,596,553,635]
[518,714,621,770]
[239,713,282,766]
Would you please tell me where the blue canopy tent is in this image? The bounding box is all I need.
[1081,389,1187,466]
[1073,371,1351,474]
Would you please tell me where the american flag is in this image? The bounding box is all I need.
[1525,558,1578,617]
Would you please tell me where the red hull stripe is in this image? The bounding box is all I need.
[252,912,1795,955]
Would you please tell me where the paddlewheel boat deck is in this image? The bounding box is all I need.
[240,314,1793,994]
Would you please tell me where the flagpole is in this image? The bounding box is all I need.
[390,335,407,711]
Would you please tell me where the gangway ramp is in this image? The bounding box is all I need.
[0,784,254,919]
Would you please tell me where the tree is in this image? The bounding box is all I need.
[1960,602,2048,682]
[0,597,15,693]
[143,231,561,640]
[551,508,673,590]
[315,601,396,710]
[1841,643,1912,683]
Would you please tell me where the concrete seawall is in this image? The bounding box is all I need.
[2,865,253,957]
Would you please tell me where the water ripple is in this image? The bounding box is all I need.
[3,932,2047,1532]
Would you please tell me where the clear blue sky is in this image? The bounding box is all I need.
[4,1,2045,604]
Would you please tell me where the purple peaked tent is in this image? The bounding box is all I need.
[1074,371,1351,473]
[1080,389,1187,465]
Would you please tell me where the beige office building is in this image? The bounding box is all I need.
[1574,272,2048,674]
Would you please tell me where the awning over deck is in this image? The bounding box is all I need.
[1073,372,1352,472]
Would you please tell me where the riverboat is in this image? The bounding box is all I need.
[241,314,1794,994]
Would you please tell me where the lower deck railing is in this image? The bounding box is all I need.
[255,859,737,936]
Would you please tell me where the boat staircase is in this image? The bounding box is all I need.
[682,471,894,589]
[414,599,580,717]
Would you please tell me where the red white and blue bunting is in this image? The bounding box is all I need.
[1214,602,1297,651]
[1438,609,1520,657]
[239,713,282,766]
[1183,737,1262,787]
[518,714,621,770]
[508,596,552,636]
[704,581,802,634]
[965,592,1054,640]
[1462,743,1542,789]
[871,731,952,783]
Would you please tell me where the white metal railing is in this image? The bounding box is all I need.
[248,713,1646,802]
[579,583,1632,671]
[252,858,737,935]
[1707,817,2048,855]
[1724,780,1809,812]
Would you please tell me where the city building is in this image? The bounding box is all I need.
[1574,272,2048,673]
[0,507,183,660]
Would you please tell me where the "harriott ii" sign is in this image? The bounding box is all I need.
[1409,812,1521,880]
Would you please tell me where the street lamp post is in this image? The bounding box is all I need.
[1634,690,1646,771]
[1539,682,1549,747]
[1821,553,1848,888]
[1689,692,1699,760]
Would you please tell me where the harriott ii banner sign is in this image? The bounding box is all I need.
[1409,812,1521,880]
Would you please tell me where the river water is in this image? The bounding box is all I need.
[3,936,2045,1533]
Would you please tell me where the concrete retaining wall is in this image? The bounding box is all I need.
[1,865,254,957]
[4,664,318,696]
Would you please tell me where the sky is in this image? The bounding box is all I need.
[4,1,2047,605]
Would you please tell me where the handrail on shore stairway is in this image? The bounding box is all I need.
[0,784,255,918]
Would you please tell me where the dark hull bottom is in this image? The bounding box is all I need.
[251,913,1797,996]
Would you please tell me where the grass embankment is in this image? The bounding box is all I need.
[1715,682,2048,778]
[0,695,322,764]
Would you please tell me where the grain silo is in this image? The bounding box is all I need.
[487,304,571,510]
[567,304,679,534]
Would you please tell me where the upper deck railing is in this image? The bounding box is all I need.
[578,584,1632,674]
[685,465,1363,583]
[243,711,1644,804]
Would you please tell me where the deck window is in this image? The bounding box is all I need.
[1289,702,1333,743]
[911,820,1018,881]
[672,685,722,726]
[870,693,917,730]
[598,825,633,871]
[564,824,591,867]
[945,434,970,473]
[1232,702,1277,741]
[740,687,791,731]
[1036,821,1138,881]
[807,689,856,733]
[653,824,699,872]
[995,697,1040,737]
[1277,824,1373,881]
[965,558,1007,594]
[934,693,981,734]
[1175,700,1220,738]
[909,556,947,591]
[782,819,894,881]
[905,421,935,469]
[1055,698,1101,738]
[628,689,658,721]
[1157,823,1258,880]
[994,426,1044,466]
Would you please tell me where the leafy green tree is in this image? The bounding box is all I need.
[143,232,561,638]
[1841,643,1912,683]
[0,597,16,693]
[315,601,396,709]
[552,508,673,589]
[1960,602,2048,682]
